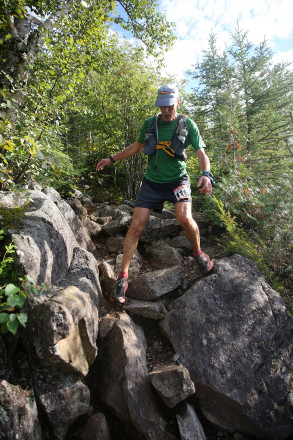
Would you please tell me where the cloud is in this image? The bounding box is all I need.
[159,0,293,80]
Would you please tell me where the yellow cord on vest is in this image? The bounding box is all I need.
[156,142,175,157]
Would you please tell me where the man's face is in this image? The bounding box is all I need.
[159,99,179,122]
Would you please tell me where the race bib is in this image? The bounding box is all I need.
[174,184,191,201]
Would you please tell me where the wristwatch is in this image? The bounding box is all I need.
[202,170,215,186]
[109,155,116,164]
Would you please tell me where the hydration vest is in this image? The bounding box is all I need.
[143,114,188,161]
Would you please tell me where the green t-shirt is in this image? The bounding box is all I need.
[137,115,205,183]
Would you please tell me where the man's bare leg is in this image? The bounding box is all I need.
[175,202,213,274]
[120,207,152,272]
[175,202,200,251]
[110,207,151,304]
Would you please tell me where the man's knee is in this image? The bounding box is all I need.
[129,213,149,235]
[177,213,198,231]
[130,218,145,233]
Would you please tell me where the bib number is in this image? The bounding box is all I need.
[174,184,191,201]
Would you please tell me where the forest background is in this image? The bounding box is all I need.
[0,0,292,330]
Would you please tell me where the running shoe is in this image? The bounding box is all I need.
[110,277,128,304]
[194,253,214,275]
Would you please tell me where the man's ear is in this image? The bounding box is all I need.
[176,99,180,108]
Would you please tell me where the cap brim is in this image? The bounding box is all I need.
[154,96,177,107]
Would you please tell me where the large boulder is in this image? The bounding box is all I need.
[33,368,90,440]
[127,265,184,300]
[140,217,182,243]
[147,242,183,269]
[97,313,176,440]
[29,285,99,376]
[176,402,206,440]
[160,255,293,439]
[0,190,78,285]
[149,365,195,408]
[79,412,111,440]
[28,246,101,376]
[124,298,167,320]
[0,380,42,440]
[55,199,96,252]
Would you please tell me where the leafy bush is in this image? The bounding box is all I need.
[0,229,43,335]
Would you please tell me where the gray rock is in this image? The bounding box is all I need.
[0,380,42,440]
[67,198,88,217]
[55,199,96,252]
[151,209,177,219]
[72,189,83,198]
[5,190,78,285]
[127,265,184,300]
[98,314,118,340]
[99,205,130,220]
[98,261,116,299]
[102,215,131,236]
[27,180,42,191]
[176,403,206,440]
[97,313,176,440]
[34,369,90,440]
[149,365,195,408]
[91,215,112,225]
[57,246,101,306]
[169,232,193,252]
[81,216,102,237]
[79,412,111,440]
[148,242,183,269]
[105,234,124,252]
[160,254,293,439]
[28,245,101,376]
[0,190,28,209]
[29,286,98,376]
[116,249,142,278]
[125,298,167,320]
[140,216,182,242]
[42,186,62,201]
[81,197,96,213]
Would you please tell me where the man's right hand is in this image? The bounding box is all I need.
[96,158,112,171]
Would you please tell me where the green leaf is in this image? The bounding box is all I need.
[7,319,19,335]
[9,313,17,322]
[0,312,9,323]
[5,284,20,296]
[17,313,28,327]
[7,292,26,308]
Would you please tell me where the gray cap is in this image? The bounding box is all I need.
[154,84,179,107]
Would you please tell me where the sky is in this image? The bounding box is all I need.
[157,0,293,86]
[112,0,293,90]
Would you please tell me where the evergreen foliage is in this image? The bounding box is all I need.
[188,28,293,301]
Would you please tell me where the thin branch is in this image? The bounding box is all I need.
[285,140,293,157]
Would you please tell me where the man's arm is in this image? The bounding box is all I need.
[196,148,213,196]
[96,141,144,171]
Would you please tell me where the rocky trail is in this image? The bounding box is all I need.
[0,186,292,440]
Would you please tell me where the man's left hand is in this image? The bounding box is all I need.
[197,176,213,196]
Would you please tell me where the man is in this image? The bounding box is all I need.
[96,84,214,304]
